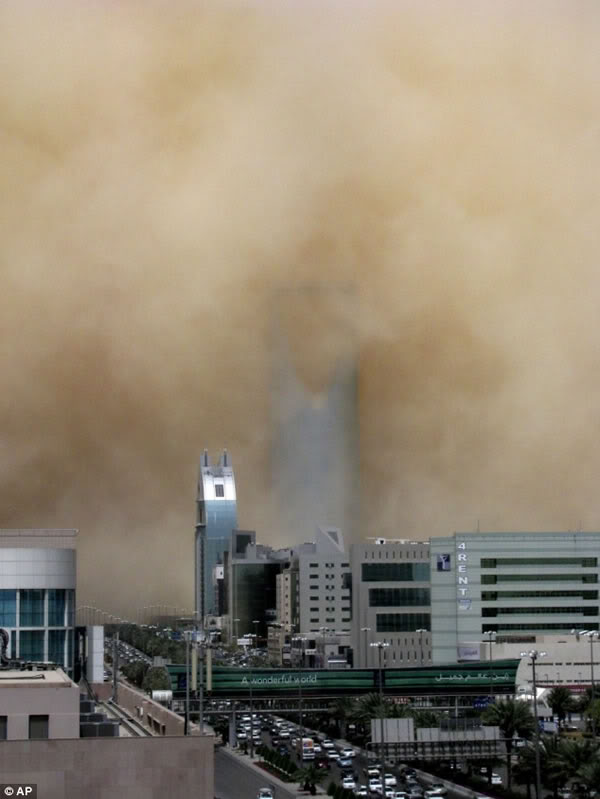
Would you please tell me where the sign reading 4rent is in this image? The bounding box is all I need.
[456,540,470,607]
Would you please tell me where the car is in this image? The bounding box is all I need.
[343,775,357,790]
[424,785,447,798]
[403,768,417,778]
[313,743,323,753]
[279,730,290,739]
[365,766,382,778]
[408,788,423,799]
[339,757,354,770]
[384,774,398,788]
[391,793,409,799]
[368,778,383,794]
[491,775,502,786]
[315,757,330,770]
[341,746,356,758]
[322,739,335,750]
[236,730,247,740]
[270,736,280,746]
[257,790,274,799]
[355,789,368,798]
[328,749,340,761]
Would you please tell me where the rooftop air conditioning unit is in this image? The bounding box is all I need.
[375,538,386,545]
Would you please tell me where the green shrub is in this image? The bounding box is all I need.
[327,781,337,796]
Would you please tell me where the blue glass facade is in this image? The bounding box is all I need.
[197,500,237,618]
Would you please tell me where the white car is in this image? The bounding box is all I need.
[257,790,274,799]
[313,743,323,753]
[343,775,357,790]
[424,786,447,798]
[341,746,356,758]
[355,789,368,798]
[491,775,502,786]
[322,739,335,750]
[384,774,398,788]
[391,793,409,799]
[368,778,383,794]
[328,749,340,761]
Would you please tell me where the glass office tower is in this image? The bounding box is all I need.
[195,450,237,624]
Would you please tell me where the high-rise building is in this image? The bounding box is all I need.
[270,284,359,543]
[194,450,237,623]
[430,531,600,665]
[0,529,77,674]
[351,538,431,669]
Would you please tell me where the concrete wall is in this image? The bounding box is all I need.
[113,680,194,736]
[86,626,104,683]
[1,673,80,740]
[0,735,213,799]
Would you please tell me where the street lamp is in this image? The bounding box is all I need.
[572,629,599,737]
[370,641,390,767]
[361,627,371,668]
[483,631,497,700]
[253,620,260,649]
[233,618,240,646]
[415,629,428,667]
[521,649,546,799]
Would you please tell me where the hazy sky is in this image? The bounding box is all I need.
[1,1,599,616]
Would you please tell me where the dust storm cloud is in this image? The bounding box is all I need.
[1,1,599,615]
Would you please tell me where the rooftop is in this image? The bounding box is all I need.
[0,668,74,687]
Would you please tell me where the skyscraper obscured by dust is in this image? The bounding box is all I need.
[271,285,359,543]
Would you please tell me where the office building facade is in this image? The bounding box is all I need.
[430,532,600,665]
[351,538,431,668]
[0,529,77,674]
[270,285,360,544]
[194,450,237,623]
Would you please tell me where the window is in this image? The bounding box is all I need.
[341,563,349,568]
[20,590,44,626]
[48,630,65,667]
[0,590,16,627]
[362,563,430,583]
[309,563,319,568]
[310,607,319,612]
[483,623,599,633]
[48,590,66,626]
[310,574,319,580]
[482,606,599,617]
[310,618,319,623]
[369,588,431,607]
[0,716,6,740]
[29,715,49,739]
[481,557,597,568]
[214,483,224,497]
[483,573,598,584]
[309,596,319,601]
[482,590,599,601]
[310,585,319,591]
[20,630,44,661]
[376,613,431,633]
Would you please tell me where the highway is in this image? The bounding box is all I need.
[215,748,298,799]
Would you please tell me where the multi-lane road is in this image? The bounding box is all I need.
[215,748,297,799]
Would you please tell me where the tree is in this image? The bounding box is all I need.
[513,744,537,799]
[409,709,439,728]
[482,698,535,790]
[294,763,328,795]
[583,699,600,733]
[578,757,600,795]
[547,687,575,730]
[547,738,599,791]
[142,666,170,693]
[329,697,357,739]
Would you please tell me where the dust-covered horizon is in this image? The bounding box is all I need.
[1,1,599,616]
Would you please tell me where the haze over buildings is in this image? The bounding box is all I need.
[1,2,599,616]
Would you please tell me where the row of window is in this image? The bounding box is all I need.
[309,618,351,623]
[482,574,598,584]
[369,588,431,607]
[4,629,71,665]
[481,590,599,600]
[309,563,350,568]
[0,715,48,740]
[376,613,431,633]
[482,623,600,632]
[362,563,430,583]
[0,589,75,628]
[482,606,599,617]
[365,549,425,559]
[480,557,598,568]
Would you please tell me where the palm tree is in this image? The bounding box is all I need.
[513,744,537,799]
[577,757,600,795]
[482,698,535,790]
[547,738,599,791]
[547,686,575,730]
[409,709,439,728]
[330,697,357,739]
[294,763,328,795]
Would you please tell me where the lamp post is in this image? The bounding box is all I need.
[361,627,371,668]
[415,629,428,667]
[184,630,191,735]
[521,649,546,799]
[572,629,599,737]
[483,630,497,700]
[253,620,260,649]
[370,641,390,767]
[233,618,240,647]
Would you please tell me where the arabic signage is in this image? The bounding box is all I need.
[163,659,520,697]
